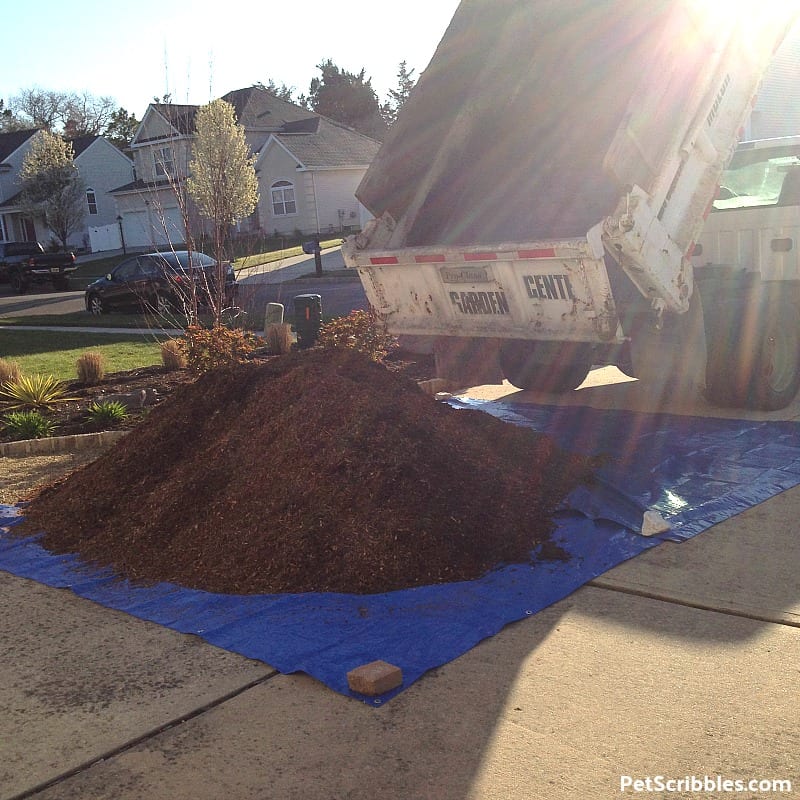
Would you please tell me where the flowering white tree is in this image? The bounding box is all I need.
[186,99,259,326]
[19,131,85,249]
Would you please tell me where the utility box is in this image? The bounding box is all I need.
[264,302,284,325]
[294,294,322,349]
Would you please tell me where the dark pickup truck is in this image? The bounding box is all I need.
[0,241,77,293]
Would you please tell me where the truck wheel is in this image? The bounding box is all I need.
[704,286,800,411]
[53,277,70,291]
[9,270,28,294]
[499,340,593,392]
[750,300,800,410]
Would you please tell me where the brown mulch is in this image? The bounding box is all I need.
[13,348,597,595]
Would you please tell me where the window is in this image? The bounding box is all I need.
[154,146,175,178]
[86,188,98,215]
[271,180,296,216]
[713,144,800,211]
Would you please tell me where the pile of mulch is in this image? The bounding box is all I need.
[15,349,598,594]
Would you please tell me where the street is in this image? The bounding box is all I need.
[0,248,369,322]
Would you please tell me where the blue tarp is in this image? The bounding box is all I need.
[2,401,798,704]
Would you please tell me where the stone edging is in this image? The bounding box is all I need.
[0,430,129,458]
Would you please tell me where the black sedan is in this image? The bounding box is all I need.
[85,251,237,315]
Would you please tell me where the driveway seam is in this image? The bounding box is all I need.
[5,669,280,800]
[588,578,800,629]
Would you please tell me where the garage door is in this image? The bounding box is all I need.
[122,206,185,249]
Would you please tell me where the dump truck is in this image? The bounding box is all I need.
[342,0,800,409]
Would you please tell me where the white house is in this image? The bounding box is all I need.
[112,87,381,249]
[0,128,134,251]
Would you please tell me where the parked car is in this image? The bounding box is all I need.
[84,251,237,315]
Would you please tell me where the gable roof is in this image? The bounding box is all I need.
[68,134,99,157]
[0,128,38,162]
[220,87,315,130]
[272,117,381,168]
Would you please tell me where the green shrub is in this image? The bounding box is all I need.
[179,325,260,374]
[0,374,76,410]
[86,400,128,427]
[160,339,187,371]
[0,358,23,385]
[317,309,398,362]
[2,410,57,440]
[76,351,106,386]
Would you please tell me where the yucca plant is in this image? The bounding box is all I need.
[85,400,128,427]
[2,410,57,440]
[0,374,77,410]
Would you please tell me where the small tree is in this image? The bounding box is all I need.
[186,99,259,325]
[381,61,416,126]
[19,130,86,249]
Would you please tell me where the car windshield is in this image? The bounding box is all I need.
[714,146,800,210]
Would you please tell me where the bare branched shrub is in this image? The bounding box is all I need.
[161,339,188,371]
[76,352,106,386]
[0,358,23,385]
[265,323,293,356]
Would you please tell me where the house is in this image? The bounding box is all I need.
[71,135,135,252]
[0,129,40,243]
[112,87,382,250]
[0,128,134,251]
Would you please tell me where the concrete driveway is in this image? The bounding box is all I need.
[2,372,798,799]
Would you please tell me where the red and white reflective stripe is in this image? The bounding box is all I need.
[369,256,399,265]
[518,247,557,259]
[369,247,561,265]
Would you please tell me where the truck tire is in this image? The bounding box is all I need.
[9,269,28,294]
[706,287,800,411]
[499,340,593,392]
[53,276,70,291]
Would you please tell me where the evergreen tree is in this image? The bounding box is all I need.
[104,108,140,151]
[308,60,387,140]
[381,61,416,126]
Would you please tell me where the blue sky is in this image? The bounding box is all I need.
[2,0,461,118]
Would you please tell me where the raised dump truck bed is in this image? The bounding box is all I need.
[344,0,799,406]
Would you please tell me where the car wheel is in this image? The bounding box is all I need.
[88,294,105,315]
[9,270,28,294]
[155,293,172,315]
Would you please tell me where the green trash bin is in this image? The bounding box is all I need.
[294,294,322,349]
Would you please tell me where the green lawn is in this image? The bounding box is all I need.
[0,329,167,381]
